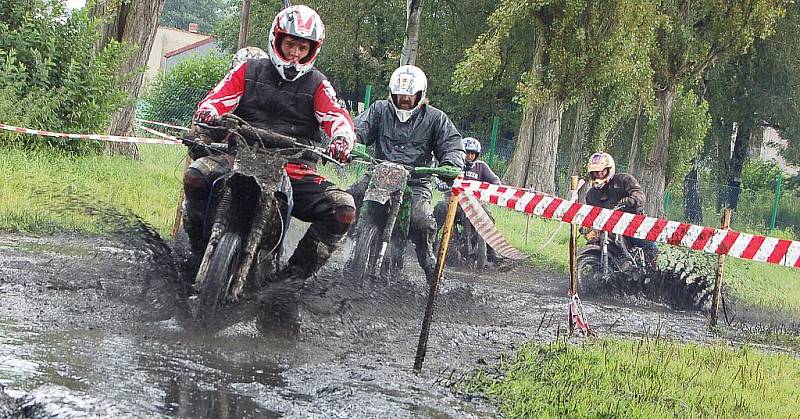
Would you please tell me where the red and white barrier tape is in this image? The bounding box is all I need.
[456,192,527,260]
[136,119,190,132]
[0,122,181,145]
[453,179,800,269]
[139,125,180,142]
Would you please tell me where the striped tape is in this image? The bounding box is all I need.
[136,119,190,132]
[456,191,527,260]
[453,179,800,269]
[0,122,181,145]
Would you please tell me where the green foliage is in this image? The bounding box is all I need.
[0,0,131,154]
[140,53,229,126]
[466,339,800,417]
[741,158,783,191]
[160,0,224,33]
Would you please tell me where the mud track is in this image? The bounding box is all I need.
[0,223,715,418]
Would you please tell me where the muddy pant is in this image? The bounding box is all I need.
[182,156,355,280]
[433,195,498,262]
[347,175,438,279]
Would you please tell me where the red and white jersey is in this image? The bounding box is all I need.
[195,62,356,145]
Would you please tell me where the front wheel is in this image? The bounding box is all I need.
[345,220,380,284]
[576,252,605,296]
[197,232,241,320]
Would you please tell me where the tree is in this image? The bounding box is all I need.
[637,0,786,216]
[400,0,423,65]
[92,0,168,159]
[454,0,657,193]
[160,0,223,33]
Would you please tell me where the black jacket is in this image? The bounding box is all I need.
[585,173,646,214]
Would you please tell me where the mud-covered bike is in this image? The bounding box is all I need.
[188,114,341,320]
[344,144,461,284]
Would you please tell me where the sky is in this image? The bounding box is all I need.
[66,0,86,9]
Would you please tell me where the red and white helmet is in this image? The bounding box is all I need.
[268,5,325,82]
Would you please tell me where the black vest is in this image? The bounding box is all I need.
[234,59,325,146]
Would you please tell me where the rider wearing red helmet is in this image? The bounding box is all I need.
[184,5,356,331]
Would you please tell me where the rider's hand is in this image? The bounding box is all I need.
[436,181,450,192]
[617,197,636,209]
[194,109,220,126]
[437,163,460,181]
[328,135,352,163]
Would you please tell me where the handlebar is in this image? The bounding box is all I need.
[349,143,461,178]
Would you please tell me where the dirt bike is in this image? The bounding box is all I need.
[188,114,341,321]
[344,144,461,283]
[576,204,650,296]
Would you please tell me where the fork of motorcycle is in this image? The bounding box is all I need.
[373,192,403,274]
[194,188,233,290]
[228,199,270,302]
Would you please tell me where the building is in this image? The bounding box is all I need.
[143,25,219,87]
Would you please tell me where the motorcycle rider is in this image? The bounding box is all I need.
[183,5,356,330]
[433,137,501,264]
[585,152,659,267]
[347,65,465,284]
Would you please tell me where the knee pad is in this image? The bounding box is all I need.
[334,205,356,234]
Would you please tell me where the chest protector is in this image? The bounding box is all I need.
[234,59,325,145]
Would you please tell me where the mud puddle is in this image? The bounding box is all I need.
[0,225,715,418]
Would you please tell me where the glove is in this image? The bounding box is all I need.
[617,197,636,209]
[327,135,352,163]
[436,181,450,192]
[194,109,219,126]
[181,130,209,160]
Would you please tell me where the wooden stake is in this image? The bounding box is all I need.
[569,176,579,295]
[414,190,459,372]
[171,155,191,240]
[710,208,731,327]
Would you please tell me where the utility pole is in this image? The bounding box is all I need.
[237,0,252,50]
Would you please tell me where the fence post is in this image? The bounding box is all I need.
[710,208,732,328]
[569,176,579,295]
[363,84,372,110]
[769,173,783,233]
[488,115,499,164]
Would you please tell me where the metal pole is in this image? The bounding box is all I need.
[364,84,372,109]
[569,176,579,295]
[769,173,783,233]
[488,115,499,165]
[237,0,252,50]
[711,208,731,327]
[414,190,459,372]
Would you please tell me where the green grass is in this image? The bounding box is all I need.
[0,144,185,237]
[466,338,800,418]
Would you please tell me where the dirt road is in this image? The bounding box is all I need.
[0,224,711,418]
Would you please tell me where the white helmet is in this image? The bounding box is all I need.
[267,5,325,82]
[230,46,267,70]
[388,65,427,122]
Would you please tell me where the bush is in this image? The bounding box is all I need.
[741,158,783,191]
[0,1,131,154]
[140,54,230,127]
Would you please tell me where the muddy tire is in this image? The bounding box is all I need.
[576,252,604,296]
[198,232,241,319]
[345,221,380,284]
[474,234,488,269]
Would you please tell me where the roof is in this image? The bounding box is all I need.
[164,36,215,58]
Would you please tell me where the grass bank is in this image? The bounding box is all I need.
[466,338,800,418]
[2,145,800,317]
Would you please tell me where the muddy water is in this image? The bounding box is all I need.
[0,225,712,418]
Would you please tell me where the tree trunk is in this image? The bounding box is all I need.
[237,0,252,50]
[627,100,644,176]
[400,0,423,66]
[639,86,676,217]
[683,158,703,224]
[567,93,589,178]
[502,98,564,194]
[725,121,752,210]
[94,0,167,159]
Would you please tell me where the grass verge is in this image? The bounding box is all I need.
[465,338,800,418]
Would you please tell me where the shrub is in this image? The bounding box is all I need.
[0,1,131,154]
[140,54,230,127]
[741,158,783,191]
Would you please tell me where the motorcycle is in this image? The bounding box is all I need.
[344,144,461,283]
[188,114,341,320]
[576,227,649,296]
